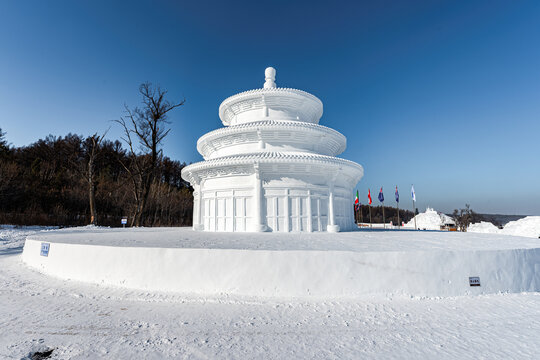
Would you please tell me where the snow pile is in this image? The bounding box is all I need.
[500,216,540,238]
[468,221,500,234]
[468,216,540,238]
[403,208,454,230]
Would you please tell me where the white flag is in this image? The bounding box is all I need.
[411,185,416,202]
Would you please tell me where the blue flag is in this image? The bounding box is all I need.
[378,187,384,202]
[395,186,399,203]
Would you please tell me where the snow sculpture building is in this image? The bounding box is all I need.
[181,67,363,232]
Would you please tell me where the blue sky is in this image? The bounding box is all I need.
[1,1,539,215]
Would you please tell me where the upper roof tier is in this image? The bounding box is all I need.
[218,67,323,127]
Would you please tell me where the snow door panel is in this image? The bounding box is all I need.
[205,198,216,231]
[289,197,309,232]
[266,197,287,232]
[289,197,300,232]
[266,197,277,232]
[216,198,226,231]
[244,197,253,230]
[234,197,246,232]
[300,197,309,231]
[311,197,320,231]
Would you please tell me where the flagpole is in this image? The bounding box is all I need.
[412,198,417,230]
[397,202,400,228]
[411,185,417,230]
[369,205,372,228]
[382,202,385,229]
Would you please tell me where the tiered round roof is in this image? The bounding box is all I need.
[182,67,363,185]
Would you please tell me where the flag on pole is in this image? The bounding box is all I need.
[395,186,399,203]
[368,189,372,205]
[354,190,359,210]
[411,185,416,202]
[378,187,384,202]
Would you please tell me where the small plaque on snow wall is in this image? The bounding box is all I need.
[469,276,481,287]
[40,242,50,257]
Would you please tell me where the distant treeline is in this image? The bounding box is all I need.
[0,131,193,227]
[355,204,415,225]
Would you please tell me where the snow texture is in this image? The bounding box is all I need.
[21,226,540,298]
[2,226,540,359]
[468,221,501,234]
[404,208,455,230]
[469,216,540,238]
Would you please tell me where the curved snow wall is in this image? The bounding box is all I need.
[22,239,540,298]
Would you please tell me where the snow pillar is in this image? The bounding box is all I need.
[327,174,340,233]
[307,190,313,232]
[284,189,290,232]
[251,164,267,232]
[193,180,204,231]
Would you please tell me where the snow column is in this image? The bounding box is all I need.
[252,163,267,232]
[327,173,340,232]
[193,179,204,231]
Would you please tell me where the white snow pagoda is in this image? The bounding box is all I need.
[181,67,363,232]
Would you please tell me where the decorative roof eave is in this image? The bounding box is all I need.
[196,120,347,157]
[220,87,322,109]
[181,152,364,184]
[218,88,323,126]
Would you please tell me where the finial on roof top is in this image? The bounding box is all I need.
[264,67,276,89]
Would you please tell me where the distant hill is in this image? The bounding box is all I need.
[447,214,527,227]
[444,213,528,227]
[478,214,528,227]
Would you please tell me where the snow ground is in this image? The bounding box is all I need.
[26,225,540,251]
[2,227,540,359]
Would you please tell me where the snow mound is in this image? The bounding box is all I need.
[468,216,540,238]
[404,208,454,230]
[468,221,500,234]
[501,216,540,238]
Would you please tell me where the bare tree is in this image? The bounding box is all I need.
[65,131,108,225]
[452,204,482,231]
[85,131,108,225]
[0,128,8,156]
[115,82,185,226]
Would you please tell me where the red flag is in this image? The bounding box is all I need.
[368,189,372,205]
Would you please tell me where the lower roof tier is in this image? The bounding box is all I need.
[197,120,347,160]
[181,151,364,187]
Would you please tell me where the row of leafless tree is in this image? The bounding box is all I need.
[0,83,192,227]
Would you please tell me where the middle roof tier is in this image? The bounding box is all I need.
[197,120,347,160]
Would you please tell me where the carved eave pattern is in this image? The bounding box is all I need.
[197,120,347,159]
[218,88,323,126]
[181,152,364,186]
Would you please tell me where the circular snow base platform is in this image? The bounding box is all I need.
[22,227,540,298]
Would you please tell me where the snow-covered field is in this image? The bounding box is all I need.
[2,226,540,359]
[469,216,540,238]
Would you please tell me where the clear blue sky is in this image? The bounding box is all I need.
[1,1,539,215]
